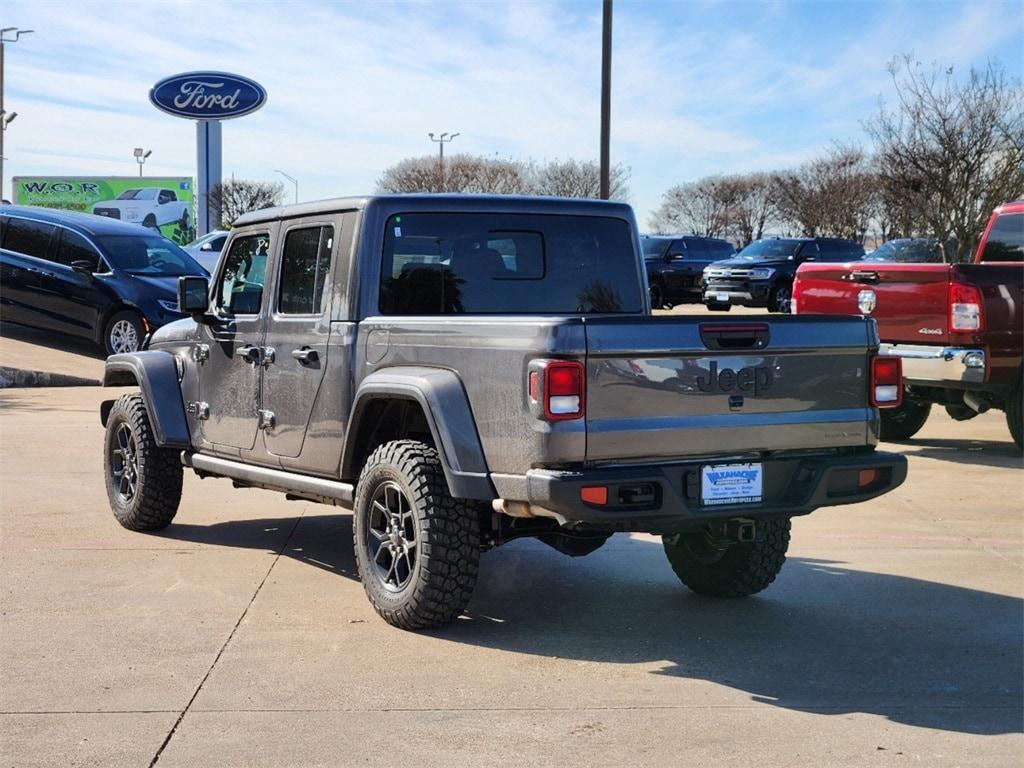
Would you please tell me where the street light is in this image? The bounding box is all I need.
[428,132,459,191]
[134,147,152,177]
[1,27,34,201]
[274,169,298,204]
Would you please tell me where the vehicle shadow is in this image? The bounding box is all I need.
[159,512,1022,737]
[890,437,1023,469]
[1,321,105,359]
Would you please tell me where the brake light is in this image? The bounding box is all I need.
[871,356,902,407]
[949,282,983,332]
[530,360,585,421]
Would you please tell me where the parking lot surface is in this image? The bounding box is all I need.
[1,308,1022,767]
[1,384,1021,767]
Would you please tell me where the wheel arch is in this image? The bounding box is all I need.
[101,351,191,449]
[342,367,495,500]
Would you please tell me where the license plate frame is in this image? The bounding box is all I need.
[715,291,730,303]
[701,462,763,506]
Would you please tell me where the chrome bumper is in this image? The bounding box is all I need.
[879,344,986,385]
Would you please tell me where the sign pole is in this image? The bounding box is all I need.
[196,119,222,236]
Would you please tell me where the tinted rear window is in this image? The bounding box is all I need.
[981,213,1024,262]
[2,217,55,259]
[379,213,643,314]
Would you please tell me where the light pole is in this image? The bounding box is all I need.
[428,132,459,191]
[1,27,34,201]
[134,147,152,177]
[274,169,298,203]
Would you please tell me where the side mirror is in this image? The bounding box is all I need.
[70,260,96,278]
[178,275,210,318]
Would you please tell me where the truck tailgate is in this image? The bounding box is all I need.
[795,263,952,344]
[584,316,877,461]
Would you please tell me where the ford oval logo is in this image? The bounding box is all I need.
[149,71,267,120]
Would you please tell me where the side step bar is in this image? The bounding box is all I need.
[183,452,354,506]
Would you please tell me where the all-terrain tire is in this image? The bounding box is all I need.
[103,393,183,531]
[1006,372,1023,452]
[353,440,480,630]
[663,518,791,597]
[879,399,932,441]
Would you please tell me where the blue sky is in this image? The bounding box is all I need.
[4,0,1023,224]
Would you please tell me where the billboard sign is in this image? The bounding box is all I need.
[149,72,267,120]
[12,176,196,245]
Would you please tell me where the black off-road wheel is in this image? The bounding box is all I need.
[353,440,480,630]
[663,518,791,597]
[879,398,932,441]
[1006,373,1023,452]
[103,393,183,531]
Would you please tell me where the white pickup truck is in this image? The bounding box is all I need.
[92,188,190,233]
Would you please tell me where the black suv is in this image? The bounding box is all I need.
[703,237,864,312]
[0,205,207,354]
[642,235,735,308]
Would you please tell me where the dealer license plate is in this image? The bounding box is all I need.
[701,463,763,506]
[715,292,729,302]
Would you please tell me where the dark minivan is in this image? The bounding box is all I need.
[642,234,735,308]
[703,236,864,313]
[0,205,207,354]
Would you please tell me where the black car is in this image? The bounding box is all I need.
[642,234,736,308]
[703,236,865,312]
[0,205,207,354]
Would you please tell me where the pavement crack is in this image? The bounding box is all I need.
[146,508,307,767]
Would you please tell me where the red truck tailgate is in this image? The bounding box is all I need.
[795,263,952,345]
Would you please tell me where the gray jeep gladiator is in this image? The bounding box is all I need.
[100,195,907,630]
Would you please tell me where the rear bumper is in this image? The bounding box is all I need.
[880,343,985,386]
[524,450,907,533]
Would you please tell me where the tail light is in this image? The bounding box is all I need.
[949,282,983,332]
[791,277,803,314]
[528,360,585,421]
[871,355,902,407]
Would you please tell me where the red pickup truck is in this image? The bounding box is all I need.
[793,201,1024,449]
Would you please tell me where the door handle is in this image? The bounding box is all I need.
[850,270,880,284]
[235,345,260,364]
[291,347,319,364]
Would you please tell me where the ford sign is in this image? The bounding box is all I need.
[149,72,267,120]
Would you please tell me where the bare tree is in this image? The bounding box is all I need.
[648,176,736,236]
[377,155,630,200]
[866,56,1024,259]
[209,179,286,228]
[533,159,630,201]
[722,173,780,246]
[772,146,878,242]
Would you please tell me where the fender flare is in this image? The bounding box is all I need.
[101,351,191,448]
[342,367,495,500]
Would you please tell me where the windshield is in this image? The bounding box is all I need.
[734,239,802,261]
[863,239,944,263]
[642,237,672,258]
[115,189,157,201]
[380,212,643,314]
[97,234,205,276]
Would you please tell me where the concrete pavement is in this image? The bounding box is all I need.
[1,385,1022,767]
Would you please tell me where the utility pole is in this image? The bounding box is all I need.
[599,0,612,200]
[0,27,34,201]
[275,169,299,203]
[428,132,459,191]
